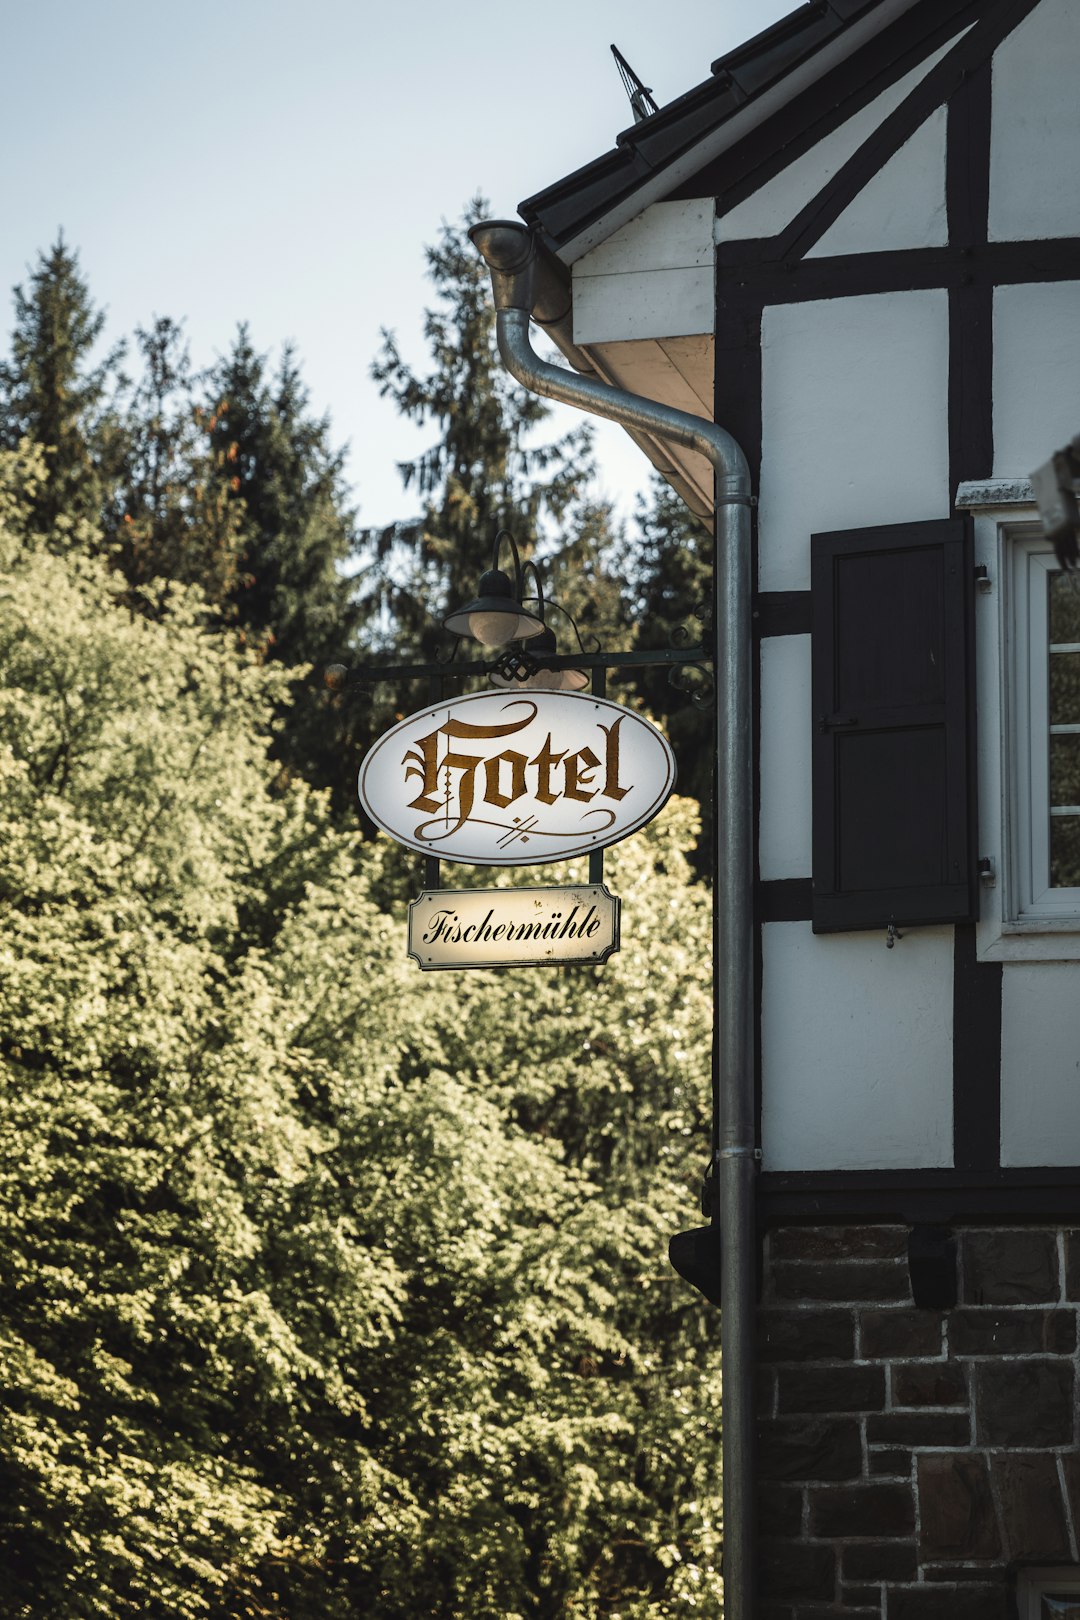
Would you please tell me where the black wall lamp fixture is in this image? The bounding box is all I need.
[442,528,545,646]
[443,528,591,691]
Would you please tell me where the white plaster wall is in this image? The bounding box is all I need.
[1000,962,1080,1164]
[758,290,951,594]
[808,106,947,258]
[759,635,812,881]
[573,200,714,346]
[715,34,966,245]
[989,0,1080,242]
[761,922,955,1171]
[993,281,1080,478]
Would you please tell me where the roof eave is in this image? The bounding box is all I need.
[519,0,923,264]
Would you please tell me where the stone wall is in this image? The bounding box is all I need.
[756,1224,1080,1619]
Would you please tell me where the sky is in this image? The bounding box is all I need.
[2,0,793,534]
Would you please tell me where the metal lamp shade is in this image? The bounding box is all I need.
[443,568,545,647]
[542,664,591,692]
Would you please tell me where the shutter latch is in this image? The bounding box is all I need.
[819,713,858,733]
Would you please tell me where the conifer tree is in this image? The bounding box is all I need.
[110,316,244,603]
[205,328,362,795]
[618,473,715,843]
[363,198,595,666]
[0,237,123,535]
[208,326,360,667]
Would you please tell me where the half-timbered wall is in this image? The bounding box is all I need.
[707,0,1080,1211]
[564,0,1080,1212]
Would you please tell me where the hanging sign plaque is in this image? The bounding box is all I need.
[408,884,620,970]
[359,689,676,866]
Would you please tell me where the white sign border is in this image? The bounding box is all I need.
[358,688,677,867]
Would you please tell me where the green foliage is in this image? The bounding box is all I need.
[0,447,720,1617]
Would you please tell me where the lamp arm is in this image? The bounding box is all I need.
[519,560,546,625]
[491,528,524,594]
[520,594,597,654]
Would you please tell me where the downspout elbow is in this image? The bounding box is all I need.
[496,306,749,502]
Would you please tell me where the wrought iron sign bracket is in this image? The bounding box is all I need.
[328,639,710,892]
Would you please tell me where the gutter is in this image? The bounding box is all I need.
[470,218,757,1620]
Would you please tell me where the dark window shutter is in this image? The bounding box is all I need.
[811,517,975,933]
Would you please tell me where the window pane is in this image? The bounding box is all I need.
[1050,652,1080,726]
[1050,570,1080,643]
[1051,816,1080,887]
[1042,1597,1080,1619]
[1050,735,1080,805]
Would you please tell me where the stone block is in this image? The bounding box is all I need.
[771,1260,909,1304]
[921,1564,1005,1581]
[758,1417,864,1482]
[892,1361,967,1407]
[758,1309,856,1362]
[860,1309,943,1358]
[808,1482,915,1538]
[794,1610,878,1620]
[1066,1230,1080,1300]
[1061,1451,1080,1536]
[758,1482,804,1537]
[841,1587,880,1608]
[843,1541,918,1582]
[770,1225,908,1262]
[918,1453,1000,1559]
[974,1359,1074,1445]
[888,1586,1010,1620]
[777,1364,886,1414]
[759,1538,835,1601]
[962,1229,1058,1304]
[949,1308,1076,1356]
[866,1411,970,1447]
[869,1448,913,1477]
[991,1453,1071,1560]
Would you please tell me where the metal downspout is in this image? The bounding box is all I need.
[470,220,757,1620]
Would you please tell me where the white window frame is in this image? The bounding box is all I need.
[959,479,1080,961]
[1018,1567,1080,1619]
[1010,537,1080,919]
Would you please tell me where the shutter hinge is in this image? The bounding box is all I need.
[974,564,992,592]
[978,856,996,887]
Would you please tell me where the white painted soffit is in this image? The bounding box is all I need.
[580,335,716,519]
[555,0,922,265]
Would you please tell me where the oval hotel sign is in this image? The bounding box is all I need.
[359,690,676,866]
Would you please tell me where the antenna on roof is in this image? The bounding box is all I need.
[611,44,659,123]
